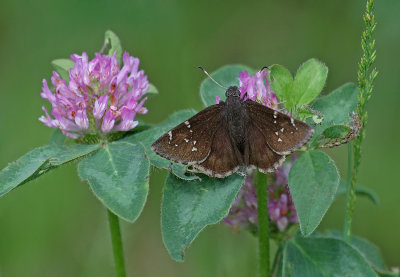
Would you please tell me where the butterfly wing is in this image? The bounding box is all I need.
[246,123,285,173]
[151,104,224,165]
[245,101,314,155]
[192,121,242,178]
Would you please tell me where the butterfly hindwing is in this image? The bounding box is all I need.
[246,123,286,173]
[192,121,241,178]
[151,104,224,165]
[245,101,314,155]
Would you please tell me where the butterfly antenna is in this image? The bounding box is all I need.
[198,66,228,90]
[260,66,270,72]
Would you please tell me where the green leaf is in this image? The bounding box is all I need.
[279,236,377,276]
[326,231,388,274]
[122,109,199,180]
[51,59,74,81]
[322,125,352,139]
[49,129,67,145]
[78,141,149,222]
[288,150,339,236]
[104,30,123,63]
[161,173,244,261]
[0,147,51,197]
[335,180,379,205]
[147,83,159,96]
[311,83,359,126]
[293,58,328,107]
[0,143,99,197]
[309,82,359,147]
[269,64,294,111]
[200,64,255,107]
[46,144,100,167]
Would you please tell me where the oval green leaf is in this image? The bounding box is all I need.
[279,236,377,277]
[161,173,244,261]
[0,147,51,197]
[0,143,99,197]
[147,83,158,96]
[104,30,123,63]
[311,83,359,125]
[200,64,255,107]
[269,64,294,111]
[294,58,328,106]
[288,150,339,236]
[326,231,388,274]
[49,129,67,145]
[77,141,150,222]
[51,59,74,81]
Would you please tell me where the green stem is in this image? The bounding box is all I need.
[256,171,270,277]
[344,141,354,241]
[107,209,127,277]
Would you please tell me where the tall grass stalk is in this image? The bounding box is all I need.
[344,0,378,241]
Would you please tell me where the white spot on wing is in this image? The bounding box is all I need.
[193,140,197,145]
[274,120,277,124]
[275,132,279,136]
[184,121,189,125]
[168,131,172,141]
[281,128,284,132]
[175,144,178,147]
[192,147,197,152]
[278,138,282,142]
[184,138,189,143]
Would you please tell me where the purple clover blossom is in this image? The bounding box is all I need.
[224,157,298,233]
[39,52,149,139]
[238,69,278,109]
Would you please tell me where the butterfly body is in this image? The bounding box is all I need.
[152,86,314,178]
[223,90,249,156]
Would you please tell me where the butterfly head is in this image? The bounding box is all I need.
[225,86,240,98]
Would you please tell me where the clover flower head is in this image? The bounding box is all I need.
[224,157,298,233]
[39,52,149,139]
[238,69,278,109]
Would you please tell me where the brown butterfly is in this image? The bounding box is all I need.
[151,80,313,178]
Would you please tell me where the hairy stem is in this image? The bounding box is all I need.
[344,142,353,240]
[256,171,270,277]
[108,210,127,277]
[345,0,378,241]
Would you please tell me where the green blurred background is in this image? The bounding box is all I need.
[0,0,399,276]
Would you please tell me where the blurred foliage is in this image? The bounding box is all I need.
[0,0,399,276]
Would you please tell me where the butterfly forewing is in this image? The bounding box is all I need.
[192,122,241,178]
[151,104,224,165]
[246,123,286,173]
[245,101,314,155]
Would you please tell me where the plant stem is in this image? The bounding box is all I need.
[344,141,353,241]
[256,171,270,277]
[107,209,127,277]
